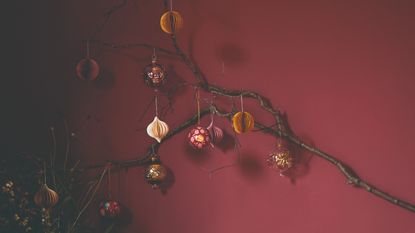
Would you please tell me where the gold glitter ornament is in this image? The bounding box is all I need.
[267,138,294,174]
[144,156,167,189]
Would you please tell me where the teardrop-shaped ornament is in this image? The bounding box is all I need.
[207,121,223,146]
[34,184,59,208]
[146,116,169,143]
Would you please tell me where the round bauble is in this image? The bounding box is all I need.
[99,200,121,218]
[266,138,294,173]
[160,11,183,34]
[232,111,255,134]
[143,62,166,88]
[144,158,167,189]
[188,126,211,149]
[76,57,100,81]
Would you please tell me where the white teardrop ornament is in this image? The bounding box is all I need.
[146,116,169,143]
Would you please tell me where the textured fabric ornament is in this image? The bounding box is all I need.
[232,111,254,134]
[160,11,183,34]
[207,121,223,146]
[144,156,167,188]
[99,200,121,218]
[143,58,166,88]
[267,138,294,174]
[34,184,59,208]
[146,116,169,143]
[188,126,211,149]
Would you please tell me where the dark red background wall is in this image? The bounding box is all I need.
[7,0,415,232]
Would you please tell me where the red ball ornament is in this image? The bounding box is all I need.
[76,57,100,81]
[266,138,294,174]
[188,126,211,149]
[143,59,166,88]
[99,200,121,218]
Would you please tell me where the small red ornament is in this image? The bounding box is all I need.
[99,200,121,218]
[266,138,294,174]
[143,56,166,88]
[76,58,100,81]
[188,126,211,149]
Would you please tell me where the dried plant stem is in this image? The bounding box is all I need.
[79,0,415,214]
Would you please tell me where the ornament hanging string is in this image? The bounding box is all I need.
[240,94,244,113]
[86,40,90,58]
[170,0,173,12]
[107,162,112,198]
[155,94,159,117]
[43,161,47,185]
[196,88,201,125]
[152,48,157,62]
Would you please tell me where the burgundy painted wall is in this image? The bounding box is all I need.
[11,0,415,232]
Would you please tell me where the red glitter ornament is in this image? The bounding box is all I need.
[143,53,166,88]
[266,138,294,174]
[188,126,211,149]
[99,200,121,218]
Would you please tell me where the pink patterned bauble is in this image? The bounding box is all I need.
[188,126,211,149]
[99,200,121,218]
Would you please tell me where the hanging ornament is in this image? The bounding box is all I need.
[188,126,211,149]
[146,96,169,142]
[144,155,167,189]
[206,105,223,146]
[76,40,100,81]
[99,164,121,218]
[267,138,294,174]
[143,49,166,88]
[188,89,211,149]
[34,164,59,209]
[232,94,255,134]
[34,184,59,209]
[99,200,121,218]
[160,11,183,34]
[207,122,223,146]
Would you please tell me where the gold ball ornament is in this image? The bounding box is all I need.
[232,111,255,134]
[266,139,294,174]
[144,157,167,189]
[160,11,183,34]
[34,184,59,208]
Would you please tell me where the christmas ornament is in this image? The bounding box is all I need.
[99,200,121,218]
[99,163,121,218]
[34,163,59,209]
[144,156,167,188]
[188,89,212,149]
[34,184,59,209]
[232,94,254,133]
[206,108,223,145]
[188,126,211,149]
[76,40,100,81]
[143,50,166,88]
[160,11,183,34]
[267,138,294,174]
